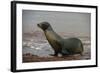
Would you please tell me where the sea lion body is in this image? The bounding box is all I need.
[62,38,83,55]
[37,22,83,56]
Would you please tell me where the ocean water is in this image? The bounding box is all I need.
[22,32,91,59]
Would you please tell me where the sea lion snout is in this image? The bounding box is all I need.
[37,24,40,27]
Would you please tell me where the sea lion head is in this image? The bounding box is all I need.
[37,22,50,31]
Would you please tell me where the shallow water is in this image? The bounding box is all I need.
[22,32,91,61]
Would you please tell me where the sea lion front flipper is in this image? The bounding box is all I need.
[49,53,58,56]
[49,39,63,56]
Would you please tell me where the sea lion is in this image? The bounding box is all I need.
[37,22,84,56]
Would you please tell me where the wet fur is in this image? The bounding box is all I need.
[37,22,84,56]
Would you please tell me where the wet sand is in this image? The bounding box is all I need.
[23,44,91,63]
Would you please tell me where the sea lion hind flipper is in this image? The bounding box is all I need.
[61,48,70,55]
